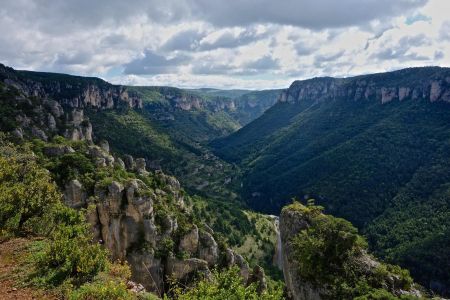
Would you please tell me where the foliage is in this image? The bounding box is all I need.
[212,79,450,291]
[172,267,283,300]
[0,140,60,236]
[69,262,134,300]
[288,202,416,299]
[32,204,109,286]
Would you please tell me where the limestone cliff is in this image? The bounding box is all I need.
[279,67,450,105]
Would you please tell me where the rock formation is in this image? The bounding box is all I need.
[278,67,450,105]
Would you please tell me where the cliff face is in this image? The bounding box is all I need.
[279,208,324,300]
[278,67,450,105]
[0,63,142,110]
[62,151,250,294]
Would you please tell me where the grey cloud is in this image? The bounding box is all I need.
[55,52,91,66]
[162,30,206,51]
[189,0,427,29]
[0,0,427,38]
[198,28,271,51]
[439,22,450,41]
[244,55,279,70]
[371,34,431,62]
[123,51,190,74]
[192,55,279,75]
[434,51,444,60]
[314,50,345,67]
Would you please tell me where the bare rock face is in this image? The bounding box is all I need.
[247,265,267,294]
[115,157,126,169]
[135,158,148,175]
[178,225,199,255]
[31,126,48,141]
[165,257,210,281]
[280,207,328,300]
[279,67,450,106]
[123,155,135,171]
[198,231,219,266]
[99,140,110,153]
[128,252,163,294]
[43,145,75,157]
[63,179,86,208]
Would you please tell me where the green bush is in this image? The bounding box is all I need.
[172,267,283,300]
[0,143,60,235]
[32,205,108,286]
[289,202,415,299]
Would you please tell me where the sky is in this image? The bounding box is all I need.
[0,0,449,90]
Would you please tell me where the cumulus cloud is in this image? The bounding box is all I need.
[0,0,448,89]
[123,51,191,74]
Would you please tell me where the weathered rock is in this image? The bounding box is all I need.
[135,158,148,174]
[234,253,250,282]
[179,225,199,255]
[44,145,75,157]
[198,231,219,266]
[123,155,135,170]
[31,126,47,141]
[247,265,267,294]
[99,140,110,153]
[165,257,210,281]
[280,207,327,300]
[47,113,56,130]
[128,252,163,294]
[116,157,126,169]
[12,128,23,139]
[63,179,86,208]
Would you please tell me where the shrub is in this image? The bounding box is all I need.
[32,205,108,286]
[172,267,283,300]
[0,143,60,235]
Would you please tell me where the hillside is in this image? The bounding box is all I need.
[0,63,285,298]
[212,67,450,295]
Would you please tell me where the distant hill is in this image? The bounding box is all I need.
[212,67,450,294]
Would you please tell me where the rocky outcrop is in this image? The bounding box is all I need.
[63,179,86,208]
[178,225,199,255]
[280,205,423,300]
[64,170,251,294]
[280,207,324,300]
[278,67,450,106]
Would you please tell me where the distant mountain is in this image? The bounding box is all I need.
[212,67,450,294]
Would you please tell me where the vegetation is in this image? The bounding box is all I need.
[172,267,283,300]
[212,71,450,292]
[287,202,418,299]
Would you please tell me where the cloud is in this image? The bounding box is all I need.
[123,51,190,74]
[162,29,206,51]
[198,28,271,51]
[370,34,431,61]
[188,0,428,29]
[0,0,448,90]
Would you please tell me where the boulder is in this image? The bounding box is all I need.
[135,158,148,174]
[123,155,135,170]
[63,179,86,208]
[43,145,75,157]
[99,140,110,153]
[165,257,210,281]
[178,225,199,255]
[247,265,267,294]
[198,231,219,266]
[128,252,163,294]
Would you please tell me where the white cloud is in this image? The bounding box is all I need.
[0,0,448,89]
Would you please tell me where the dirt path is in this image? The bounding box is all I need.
[0,238,57,300]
